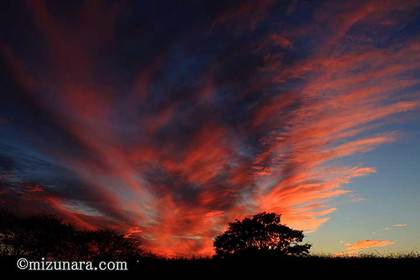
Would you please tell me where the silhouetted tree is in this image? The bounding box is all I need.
[214,212,311,257]
[0,211,143,260]
[81,230,142,260]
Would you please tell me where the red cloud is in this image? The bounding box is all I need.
[1,0,419,257]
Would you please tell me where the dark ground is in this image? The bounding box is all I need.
[2,255,419,276]
[1,211,419,276]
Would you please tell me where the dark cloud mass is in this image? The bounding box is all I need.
[0,0,419,256]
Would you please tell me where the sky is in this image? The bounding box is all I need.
[0,0,419,257]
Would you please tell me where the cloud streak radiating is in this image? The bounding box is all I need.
[0,0,419,256]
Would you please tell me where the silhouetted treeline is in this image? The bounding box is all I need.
[1,211,419,274]
[0,211,142,260]
[1,211,311,261]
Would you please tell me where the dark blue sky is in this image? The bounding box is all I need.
[1,0,419,256]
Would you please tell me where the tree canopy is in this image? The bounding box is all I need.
[214,212,311,257]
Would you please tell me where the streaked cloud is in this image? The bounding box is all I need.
[392,224,408,228]
[385,224,408,230]
[0,0,419,256]
[342,240,394,255]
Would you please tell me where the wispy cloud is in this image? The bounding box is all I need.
[0,0,419,256]
[392,224,408,228]
[385,224,408,230]
[340,240,394,256]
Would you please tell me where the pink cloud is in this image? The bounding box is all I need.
[340,240,395,255]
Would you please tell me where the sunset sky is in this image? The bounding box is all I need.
[1,0,419,257]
